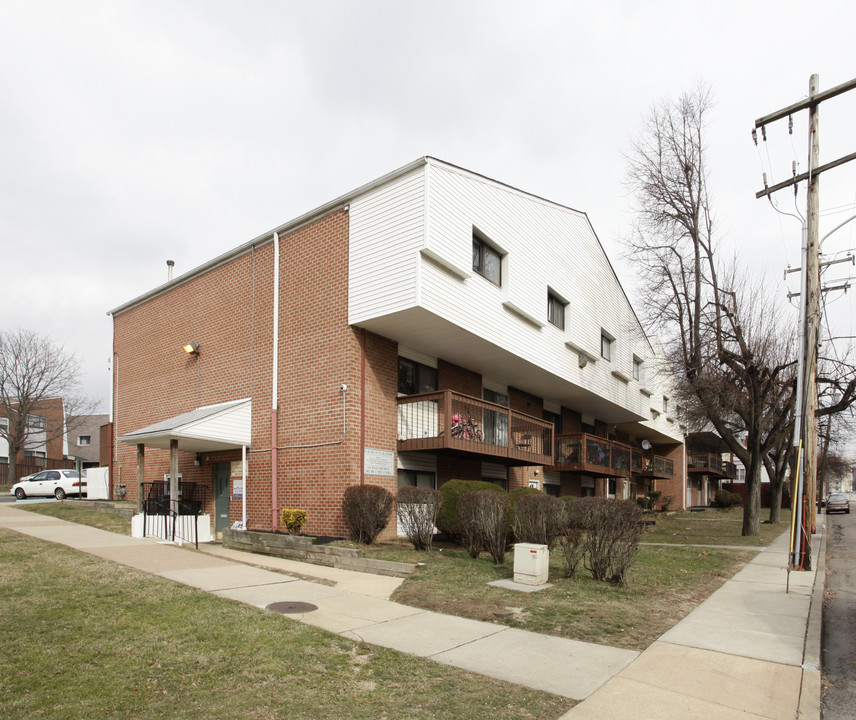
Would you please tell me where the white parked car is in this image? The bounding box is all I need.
[11,469,86,500]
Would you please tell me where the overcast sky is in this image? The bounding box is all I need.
[2,0,855,414]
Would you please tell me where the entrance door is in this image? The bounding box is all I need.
[214,462,231,538]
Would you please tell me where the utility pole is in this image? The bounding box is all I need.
[755,74,856,572]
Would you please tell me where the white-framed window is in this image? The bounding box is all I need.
[472,233,502,285]
[633,357,643,381]
[27,415,46,430]
[663,396,670,414]
[77,435,91,446]
[601,333,613,361]
[547,292,566,330]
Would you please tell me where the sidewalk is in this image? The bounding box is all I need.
[0,503,822,718]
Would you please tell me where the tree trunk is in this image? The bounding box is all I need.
[768,481,783,524]
[742,457,762,536]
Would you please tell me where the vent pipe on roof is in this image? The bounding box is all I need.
[167,259,175,281]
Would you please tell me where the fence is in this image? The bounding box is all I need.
[0,457,76,485]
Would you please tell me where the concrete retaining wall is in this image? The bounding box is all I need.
[222,529,415,578]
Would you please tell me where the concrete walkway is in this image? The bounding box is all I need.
[0,503,822,718]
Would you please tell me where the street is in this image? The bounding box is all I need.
[822,508,856,718]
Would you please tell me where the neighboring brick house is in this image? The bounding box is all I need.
[0,397,68,484]
[107,157,686,539]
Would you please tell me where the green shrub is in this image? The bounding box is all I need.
[437,479,506,540]
[713,489,742,509]
[342,484,394,544]
[660,495,674,511]
[279,508,307,535]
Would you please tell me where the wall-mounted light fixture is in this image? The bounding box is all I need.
[183,342,200,355]
[578,354,588,369]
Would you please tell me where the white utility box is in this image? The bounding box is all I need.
[513,543,549,585]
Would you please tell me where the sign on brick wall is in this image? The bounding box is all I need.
[364,448,395,477]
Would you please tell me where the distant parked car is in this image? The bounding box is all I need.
[826,493,850,515]
[10,470,86,500]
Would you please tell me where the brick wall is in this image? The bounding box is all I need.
[112,209,404,537]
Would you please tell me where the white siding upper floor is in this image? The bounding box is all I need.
[349,157,677,436]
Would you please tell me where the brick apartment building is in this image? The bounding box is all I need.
[107,157,687,539]
[0,397,67,484]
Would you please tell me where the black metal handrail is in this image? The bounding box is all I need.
[141,482,203,549]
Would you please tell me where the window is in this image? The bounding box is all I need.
[27,415,46,431]
[398,358,437,395]
[472,234,501,285]
[77,435,91,446]
[663,396,670,414]
[397,469,437,490]
[543,410,562,435]
[543,484,560,498]
[633,358,643,381]
[601,333,612,361]
[547,292,566,330]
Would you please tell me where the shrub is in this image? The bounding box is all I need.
[647,490,662,510]
[660,495,674,511]
[437,479,506,540]
[636,496,653,511]
[557,497,585,578]
[342,484,394,544]
[713,490,742,509]
[457,490,509,564]
[576,497,646,585]
[397,485,441,551]
[279,508,307,535]
[511,493,566,548]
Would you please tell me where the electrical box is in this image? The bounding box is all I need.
[513,543,549,585]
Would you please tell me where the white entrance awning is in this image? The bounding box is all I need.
[119,399,251,452]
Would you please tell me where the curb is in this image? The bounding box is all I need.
[799,523,826,719]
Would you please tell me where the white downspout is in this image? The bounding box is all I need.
[270,232,280,531]
[242,444,247,529]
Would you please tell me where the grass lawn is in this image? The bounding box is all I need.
[0,528,573,720]
[10,503,788,653]
[346,509,787,651]
[16,500,133,535]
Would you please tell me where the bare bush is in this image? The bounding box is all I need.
[576,498,646,585]
[511,493,566,548]
[557,498,586,578]
[397,486,441,551]
[342,484,394,544]
[457,490,509,564]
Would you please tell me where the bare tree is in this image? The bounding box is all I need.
[625,86,798,536]
[0,328,96,483]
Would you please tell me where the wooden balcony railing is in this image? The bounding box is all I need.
[552,433,632,477]
[630,448,675,478]
[397,390,554,466]
[688,454,737,479]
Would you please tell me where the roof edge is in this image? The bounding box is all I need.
[107,157,431,318]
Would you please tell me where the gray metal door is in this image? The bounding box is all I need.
[214,463,231,536]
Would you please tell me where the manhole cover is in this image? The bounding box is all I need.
[266,601,318,614]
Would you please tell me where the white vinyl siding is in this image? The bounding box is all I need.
[347,158,676,439]
[349,167,426,324]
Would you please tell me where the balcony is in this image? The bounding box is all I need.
[631,449,675,479]
[552,433,632,477]
[688,453,737,479]
[397,390,554,466]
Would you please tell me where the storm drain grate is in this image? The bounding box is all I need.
[266,601,318,614]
